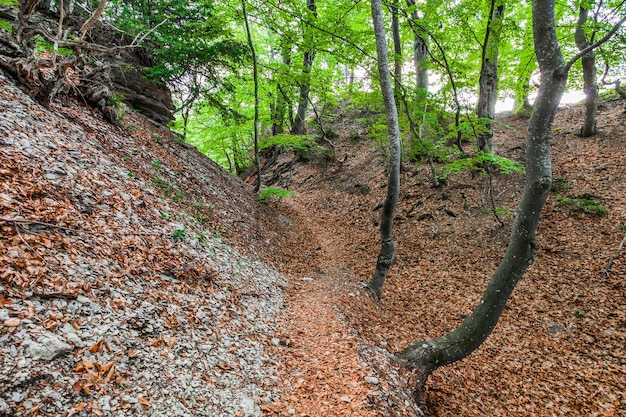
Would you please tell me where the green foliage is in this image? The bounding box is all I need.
[108,0,246,86]
[0,20,12,33]
[259,134,315,152]
[109,92,124,107]
[482,206,514,216]
[34,37,73,57]
[171,229,187,239]
[556,193,607,217]
[0,0,17,6]
[551,177,571,193]
[439,152,524,180]
[258,187,294,203]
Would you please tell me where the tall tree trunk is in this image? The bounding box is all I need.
[397,0,589,391]
[291,0,317,135]
[391,0,402,90]
[407,0,429,90]
[513,11,536,115]
[272,44,292,136]
[477,0,505,153]
[367,0,402,299]
[242,0,262,193]
[575,4,598,137]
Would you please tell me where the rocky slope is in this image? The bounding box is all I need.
[0,69,288,416]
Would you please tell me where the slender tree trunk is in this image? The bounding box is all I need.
[242,0,262,192]
[391,0,402,90]
[513,73,533,114]
[575,4,598,137]
[477,0,505,153]
[291,0,317,135]
[513,13,536,115]
[272,45,292,135]
[367,0,402,299]
[407,0,429,90]
[398,0,569,390]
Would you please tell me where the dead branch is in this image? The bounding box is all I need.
[603,232,626,278]
[79,0,107,41]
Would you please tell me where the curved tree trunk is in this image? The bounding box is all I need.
[291,0,317,135]
[367,0,401,299]
[398,0,569,389]
[477,0,505,153]
[575,4,598,137]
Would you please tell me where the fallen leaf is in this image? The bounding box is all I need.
[3,318,20,327]
[138,397,149,406]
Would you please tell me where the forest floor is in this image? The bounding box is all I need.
[1,63,625,416]
[258,99,626,416]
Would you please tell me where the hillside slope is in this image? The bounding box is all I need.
[0,69,290,416]
[262,99,626,416]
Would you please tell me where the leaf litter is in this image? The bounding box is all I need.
[1,63,625,417]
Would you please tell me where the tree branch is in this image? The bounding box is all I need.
[564,15,626,73]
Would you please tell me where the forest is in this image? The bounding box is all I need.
[0,0,625,415]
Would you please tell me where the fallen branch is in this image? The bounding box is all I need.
[603,232,626,278]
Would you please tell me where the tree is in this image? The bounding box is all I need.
[242,0,262,192]
[291,0,317,135]
[367,0,402,300]
[575,1,598,137]
[371,0,626,394]
[476,0,505,152]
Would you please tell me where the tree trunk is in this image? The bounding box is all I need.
[272,44,292,136]
[407,0,429,90]
[242,0,262,192]
[391,0,402,90]
[398,0,569,389]
[476,0,505,153]
[291,0,317,135]
[367,0,402,299]
[512,12,536,115]
[575,4,597,137]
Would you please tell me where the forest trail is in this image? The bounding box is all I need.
[266,191,382,416]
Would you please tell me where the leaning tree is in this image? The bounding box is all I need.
[367,0,626,395]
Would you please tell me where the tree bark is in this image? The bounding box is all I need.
[406,0,429,90]
[575,4,597,137]
[398,0,570,388]
[392,0,402,90]
[242,0,262,193]
[272,42,292,136]
[291,0,317,135]
[367,0,402,299]
[476,0,505,152]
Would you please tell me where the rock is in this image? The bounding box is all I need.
[240,396,261,417]
[3,318,20,327]
[339,396,351,403]
[76,295,92,304]
[364,376,379,385]
[28,331,72,360]
[547,322,565,334]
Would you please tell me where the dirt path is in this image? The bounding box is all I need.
[267,194,382,416]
